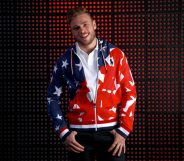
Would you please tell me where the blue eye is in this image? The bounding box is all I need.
[73,26,80,31]
[84,23,89,27]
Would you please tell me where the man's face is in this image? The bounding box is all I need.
[70,13,97,47]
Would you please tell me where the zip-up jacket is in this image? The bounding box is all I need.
[47,39,136,142]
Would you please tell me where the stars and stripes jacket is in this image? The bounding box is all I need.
[47,38,136,142]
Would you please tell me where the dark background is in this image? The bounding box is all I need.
[0,0,183,161]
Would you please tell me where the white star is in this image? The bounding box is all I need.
[100,45,107,52]
[55,125,60,131]
[66,81,71,88]
[56,114,62,120]
[74,80,79,87]
[54,65,58,73]
[47,97,52,104]
[99,40,103,44]
[62,60,69,68]
[53,86,62,96]
[75,62,82,71]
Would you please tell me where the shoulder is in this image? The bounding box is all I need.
[98,38,122,53]
[57,45,76,62]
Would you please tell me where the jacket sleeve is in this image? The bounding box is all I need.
[47,57,71,142]
[115,51,137,139]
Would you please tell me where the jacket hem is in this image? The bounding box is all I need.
[69,122,118,132]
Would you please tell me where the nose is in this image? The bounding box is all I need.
[79,27,85,34]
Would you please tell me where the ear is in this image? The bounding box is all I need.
[93,20,97,30]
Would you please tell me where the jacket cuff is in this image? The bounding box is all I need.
[115,127,130,139]
[58,127,71,142]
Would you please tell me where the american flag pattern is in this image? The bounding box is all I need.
[47,39,136,141]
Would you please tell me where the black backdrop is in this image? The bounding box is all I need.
[0,0,183,161]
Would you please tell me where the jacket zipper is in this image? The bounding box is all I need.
[93,50,99,131]
[93,40,108,131]
[94,103,97,131]
[71,40,102,132]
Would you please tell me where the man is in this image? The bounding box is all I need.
[47,7,136,161]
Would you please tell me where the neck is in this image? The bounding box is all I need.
[78,38,97,54]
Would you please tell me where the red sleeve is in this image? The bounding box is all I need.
[116,51,137,138]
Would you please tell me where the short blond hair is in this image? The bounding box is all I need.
[67,7,92,24]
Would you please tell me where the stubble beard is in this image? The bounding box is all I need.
[77,31,96,47]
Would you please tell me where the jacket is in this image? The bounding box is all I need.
[47,38,136,142]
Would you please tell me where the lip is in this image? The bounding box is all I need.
[80,34,89,39]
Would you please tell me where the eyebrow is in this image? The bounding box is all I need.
[72,20,89,28]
